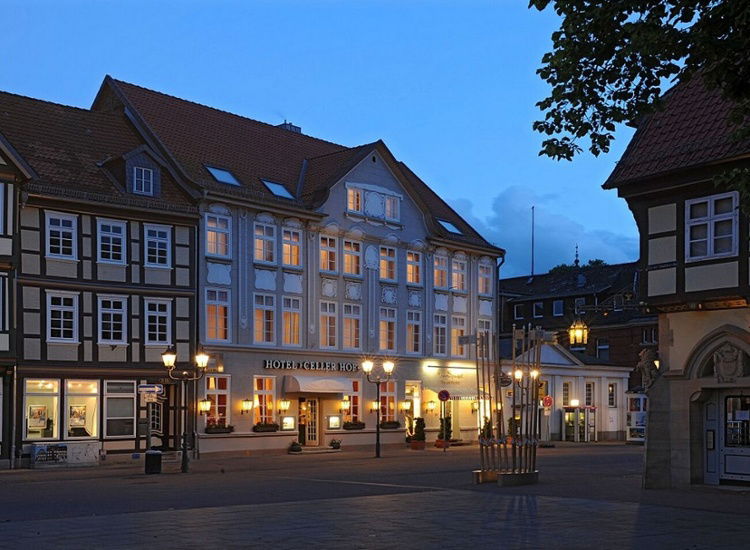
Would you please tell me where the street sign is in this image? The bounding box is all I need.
[144,393,159,403]
[438,390,451,402]
[499,373,512,387]
[542,395,553,408]
[138,384,164,395]
[544,406,551,416]
[458,334,476,345]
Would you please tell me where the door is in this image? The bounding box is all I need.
[704,393,719,485]
[720,392,750,482]
[586,409,597,442]
[305,398,319,446]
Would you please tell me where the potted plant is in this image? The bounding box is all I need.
[507,417,520,444]
[252,422,280,433]
[410,417,426,450]
[329,439,342,450]
[343,420,366,430]
[435,415,452,448]
[205,418,234,434]
[380,420,401,429]
[288,441,302,453]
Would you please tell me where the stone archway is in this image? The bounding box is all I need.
[683,324,750,382]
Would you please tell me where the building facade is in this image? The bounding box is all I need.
[605,78,750,486]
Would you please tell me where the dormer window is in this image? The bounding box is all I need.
[347,188,363,213]
[206,165,240,186]
[133,167,154,196]
[263,180,295,199]
[438,219,462,234]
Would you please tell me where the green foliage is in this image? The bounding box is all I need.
[548,258,608,274]
[438,415,452,440]
[481,417,493,439]
[413,417,426,442]
[530,0,750,162]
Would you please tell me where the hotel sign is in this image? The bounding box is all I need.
[263,359,359,372]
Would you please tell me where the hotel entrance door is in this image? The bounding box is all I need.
[305,398,319,447]
[562,406,597,442]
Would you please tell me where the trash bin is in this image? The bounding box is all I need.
[144,448,162,475]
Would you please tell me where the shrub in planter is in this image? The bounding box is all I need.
[329,439,342,450]
[380,420,400,429]
[205,419,234,434]
[288,441,302,453]
[252,422,280,433]
[435,416,452,448]
[343,421,366,430]
[410,417,426,450]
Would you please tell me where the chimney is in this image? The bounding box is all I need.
[276,120,301,134]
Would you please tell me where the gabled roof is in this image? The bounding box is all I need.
[604,78,750,189]
[501,341,621,368]
[301,143,376,205]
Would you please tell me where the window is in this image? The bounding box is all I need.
[574,297,586,313]
[406,251,422,285]
[437,219,462,234]
[451,315,467,357]
[262,180,294,199]
[642,327,658,345]
[380,380,397,422]
[254,376,275,424]
[320,236,337,272]
[385,196,400,221]
[479,264,492,295]
[379,307,396,351]
[145,299,171,345]
[46,211,77,259]
[254,294,275,344]
[686,192,738,261]
[206,165,240,186]
[596,338,610,361]
[282,228,302,267]
[562,382,571,406]
[320,301,337,348]
[144,224,171,267]
[347,188,363,213]
[343,304,361,350]
[24,379,60,440]
[585,382,595,407]
[345,380,361,422]
[254,223,276,264]
[406,311,421,354]
[97,219,126,264]
[380,246,396,281]
[451,259,466,291]
[513,304,523,320]
[98,296,127,344]
[205,375,230,427]
[65,380,99,439]
[206,214,231,258]
[434,255,448,288]
[343,240,361,276]
[533,302,544,318]
[608,383,617,407]
[47,292,78,342]
[133,166,154,195]
[104,381,136,438]
[434,314,447,356]
[550,300,563,317]
[282,297,301,346]
[206,288,230,342]
[405,381,422,422]
[478,319,492,360]
[725,396,750,447]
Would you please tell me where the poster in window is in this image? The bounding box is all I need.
[69,405,87,427]
[28,405,48,428]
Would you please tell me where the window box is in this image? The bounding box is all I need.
[343,420,366,430]
[380,420,400,430]
[252,422,280,433]
[205,425,234,434]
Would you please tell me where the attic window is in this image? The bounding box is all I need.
[438,219,462,235]
[133,167,154,196]
[206,166,240,186]
[262,180,295,199]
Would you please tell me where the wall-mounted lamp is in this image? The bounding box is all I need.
[426,400,437,414]
[570,399,580,408]
[471,401,479,414]
[198,398,212,415]
[514,369,523,381]
[340,399,351,414]
[278,399,291,414]
[370,400,379,413]
[240,398,254,415]
[400,401,412,412]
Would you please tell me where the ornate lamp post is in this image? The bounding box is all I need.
[161,344,210,473]
[361,359,395,458]
[568,318,589,346]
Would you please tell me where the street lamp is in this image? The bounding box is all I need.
[362,359,395,458]
[568,318,589,346]
[161,344,210,473]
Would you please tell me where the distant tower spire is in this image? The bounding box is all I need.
[574,244,580,267]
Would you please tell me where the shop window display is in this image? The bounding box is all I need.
[25,379,60,440]
[66,380,99,438]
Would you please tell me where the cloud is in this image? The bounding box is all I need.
[449,186,639,277]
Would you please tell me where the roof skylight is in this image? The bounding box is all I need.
[206,165,240,186]
[438,219,463,235]
[262,180,295,199]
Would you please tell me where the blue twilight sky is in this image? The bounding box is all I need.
[3,0,639,277]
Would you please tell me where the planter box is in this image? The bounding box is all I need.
[343,422,366,430]
[380,421,400,430]
[205,426,234,434]
[410,440,426,450]
[252,424,280,433]
[434,439,450,449]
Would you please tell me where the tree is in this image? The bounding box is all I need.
[530,1,750,162]
[548,258,608,274]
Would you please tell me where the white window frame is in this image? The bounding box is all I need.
[205,374,231,427]
[379,307,396,352]
[379,246,397,282]
[205,288,230,343]
[47,291,79,342]
[478,263,492,295]
[513,304,523,320]
[96,218,127,265]
[344,379,362,422]
[144,298,172,346]
[585,381,595,407]
[320,301,337,349]
[343,239,362,276]
[380,380,397,422]
[64,379,100,440]
[104,380,136,439]
[254,375,276,424]
[254,222,276,264]
[320,235,338,273]
[478,318,492,360]
[133,166,154,196]
[282,227,302,268]
[533,302,544,318]
[641,327,658,345]
[282,296,302,347]
[434,313,447,356]
[434,255,449,289]
[451,258,467,292]
[253,293,275,345]
[205,213,231,259]
[406,310,422,354]
[384,195,400,222]
[97,295,128,345]
[596,337,610,360]
[608,383,618,408]
[685,191,739,262]
[144,223,172,268]
[451,315,467,358]
[562,381,571,407]
[45,211,78,260]
[406,251,422,286]
[343,303,361,351]
[347,188,363,213]
[574,297,586,314]
[553,300,564,317]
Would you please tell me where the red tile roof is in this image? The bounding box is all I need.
[604,78,750,189]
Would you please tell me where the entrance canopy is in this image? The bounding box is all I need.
[283,375,352,394]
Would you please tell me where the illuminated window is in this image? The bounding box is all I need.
[65,380,99,439]
[320,236,337,272]
[345,380,361,422]
[254,294,275,344]
[478,264,492,295]
[254,376,276,424]
[380,380,397,422]
[282,297,301,346]
[451,259,466,291]
[434,314,447,356]
[282,228,302,267]
[206,288,230,342]
[205,375,230,427]
[434,255,448,288]
[206,214,231,258]
[380,246,396,281]
[379,307,396,351]
[406,311,421,354]
[343,240,361,276]
[608,383,618,407]
[320,301,337,348]
[254,223,276,264]
[384,196,400,221]
[343,304,361,350]
[347,188,363,213]
[406,251,421,285]
[451,315,467,358]
[24,379,60,440]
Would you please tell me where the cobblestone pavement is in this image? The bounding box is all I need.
[1,445,749,549]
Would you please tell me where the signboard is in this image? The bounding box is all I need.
[438,390,451,402]
[32,444,68,465]
[542,395,553,408]
[263,359,358,372]
[144,393,159,403]
[499,373,513,387]
[138,384,164,395]
[458,334,476,345]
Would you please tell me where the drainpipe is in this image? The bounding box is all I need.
[496,256,506,361]
[10,364,17,469]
